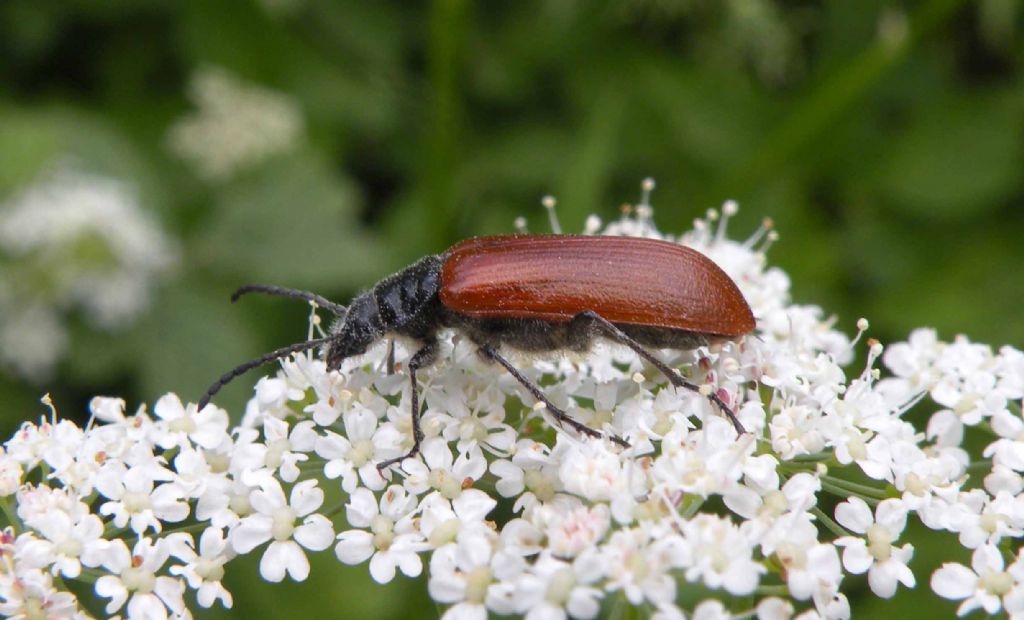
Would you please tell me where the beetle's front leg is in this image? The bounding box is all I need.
[376,340,438,472]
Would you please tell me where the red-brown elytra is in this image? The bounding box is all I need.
[198,234,756,471]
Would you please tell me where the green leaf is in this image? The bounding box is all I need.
[0,107,62,193]
[0,106,167,214]
[0,378,42,440]
[198,152,388,289]
[877,89,1024,218]
[134,278,261,418]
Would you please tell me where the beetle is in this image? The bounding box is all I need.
[198,234,756,470]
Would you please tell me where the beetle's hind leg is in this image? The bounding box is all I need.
[569,310,746,436]
[478,343,629,448]
[376,341,437,473]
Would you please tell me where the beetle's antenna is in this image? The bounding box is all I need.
[197,336,332,411]
[232,284,347,317]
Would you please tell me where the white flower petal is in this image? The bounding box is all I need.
[294,514,334,551]
[335,531,375,565]
[260,540,309,582]
[345,488,379,528]
[369,550,398,584]
[931,563,977,599]
[230,514,273,554]
[834,498,872,533]
[290,479,324,516]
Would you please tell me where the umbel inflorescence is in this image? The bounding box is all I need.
[2,194,1023,619]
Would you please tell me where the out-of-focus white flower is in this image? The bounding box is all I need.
[334,485,428,583]
[230,478,333,582]
[399,437,487,499]
[16,493,107,578]
[250,416,317,483]
[950,488,1024,549]
[96,466,189,535]
[0,303,67,382]
[931,544,1024,616]
[167,66,305,181]
[534,501,610,559]
[428,532,518,619]
[678,514,765,596]
[514,552,604,619]
[170,527,234,609]
[315,406,394,493]
[433,377,517,456]
[775,541,843,601]
[94,537,187,618]
[834,498,915,598]
[601,525,685,606]
[756,596,796,620]
[879,328,943,400]
[0,566,83,618]
[0,167,177,380]
[691,598,730,620]
[153,393,230,451]
[419,489,496,550]
[0,448,22,496]
[490,439,563,513]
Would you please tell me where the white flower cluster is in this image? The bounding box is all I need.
[166,66,305,182]
[2,203,1023,619]
[0,167,177,380]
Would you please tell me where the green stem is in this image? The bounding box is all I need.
[819,479,880,505]
[789,451,835,463]
[966,460,994,472]
[812,506,849,539]
[820,474,889,500]
[160,522,210,536]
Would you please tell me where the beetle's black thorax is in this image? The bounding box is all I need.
[373,254,445,338]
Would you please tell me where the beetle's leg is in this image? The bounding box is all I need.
[376,341,437,472]
[571,310,746,436]
[478,343,628,448]
[378,339,396,375]
[386,340,396,375]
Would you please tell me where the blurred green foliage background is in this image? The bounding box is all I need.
[1,0,1021,617]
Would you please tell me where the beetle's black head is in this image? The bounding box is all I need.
[198,259,444,411]
[325,293,384,370]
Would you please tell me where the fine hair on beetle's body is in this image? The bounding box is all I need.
[199,235,756,472]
